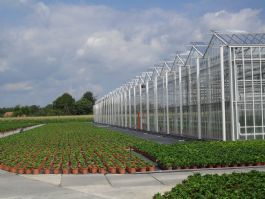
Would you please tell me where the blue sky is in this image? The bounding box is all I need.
[0,0,265,107]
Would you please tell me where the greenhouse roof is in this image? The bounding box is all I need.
[215,32,265,45]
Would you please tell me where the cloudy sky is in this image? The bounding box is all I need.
[0,0,265,107]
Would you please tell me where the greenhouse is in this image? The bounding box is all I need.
[94,31,265,141]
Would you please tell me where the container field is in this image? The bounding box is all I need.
[134,140,265,169]
[0,122,154,174]
[154,171,265,199]
[1,120,265,175]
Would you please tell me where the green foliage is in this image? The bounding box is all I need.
[0,90,96,117]
[75,98,93,115]
[154,171,265,199]
[53,93,76,115]
[82,91,96,104]
[133,140,265,168]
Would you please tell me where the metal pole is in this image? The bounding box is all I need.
[129,88,132,128]
[220,46,227,141]
[146,81,150,131]
[179,65,183,135]
[196,58,202,139]
[154,76,159,132]
[165,72,170,134]
[134,86,136,129]
[140,84,142,130]
[229,47,235,141]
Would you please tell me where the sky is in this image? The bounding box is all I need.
[0,0,265,107]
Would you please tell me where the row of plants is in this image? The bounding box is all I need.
[0,122,154,174]
[154,171,265,199]
[132,140,265,169]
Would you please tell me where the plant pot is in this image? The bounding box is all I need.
[10,167,17,173]
[44,169,50,174]
[53,169,60,174]
[255,162,262,166]
[100,168,106,174]
[148,166,155,171]
[81,168,88,174]
[62,168,69,174]
[108,167,116,174]
[118,168,126,174]
[18,168,25,174]
[140,167,146,172]
[26,169,32,174]
[72,168,79,174]
[33,168,40,175]
[91,167,97,174]
[3,165,9,171]
[128,168,136,174]
[214,165,221,168]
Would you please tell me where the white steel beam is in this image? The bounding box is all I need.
[220,46,227,141]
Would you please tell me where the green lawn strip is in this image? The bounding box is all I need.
[154,171,265,199]
[0,115,93,132]
[0,121,40,132]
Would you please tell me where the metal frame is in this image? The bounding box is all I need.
[94,32,265,141]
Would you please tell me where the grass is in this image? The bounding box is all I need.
[0,115,93,132]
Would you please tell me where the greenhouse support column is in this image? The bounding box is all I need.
[196,58,202,139]
[129,89,132,128]
[134,86,137,129]
[125,91,127,127]
[173,71,178,133]
[146,81,150,131]
[140,84,143,130]
[179,66,183,135]
[111,95,114,125]
[229,47,235,141]
[154,76,159,132]
[165,72,170,134]
[220,46,226,141]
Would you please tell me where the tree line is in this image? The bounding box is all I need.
[0,91,96,117]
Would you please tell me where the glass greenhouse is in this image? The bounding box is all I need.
[94,32,265,141]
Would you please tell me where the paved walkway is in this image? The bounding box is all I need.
[95,124,188,144]
[1,166,265,199]
[0,124,45,138]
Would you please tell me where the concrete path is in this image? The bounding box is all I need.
[0,124,45,138]
[95,124,188,144]
[1,166,265,199]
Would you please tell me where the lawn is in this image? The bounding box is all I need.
[0,115,93,132]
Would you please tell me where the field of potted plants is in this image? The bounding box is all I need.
[0,122,154,174]
[154,171,265,198]
[133,140,265,170]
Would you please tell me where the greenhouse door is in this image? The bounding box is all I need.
[233,46,265,140]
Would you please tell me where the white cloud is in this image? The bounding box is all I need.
[0,2,265,106]
[0,60,9,72]
[2,82,33,91]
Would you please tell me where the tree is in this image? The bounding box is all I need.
[82,91,96,105]
[53,93,75,115]
[75,98,93,115]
